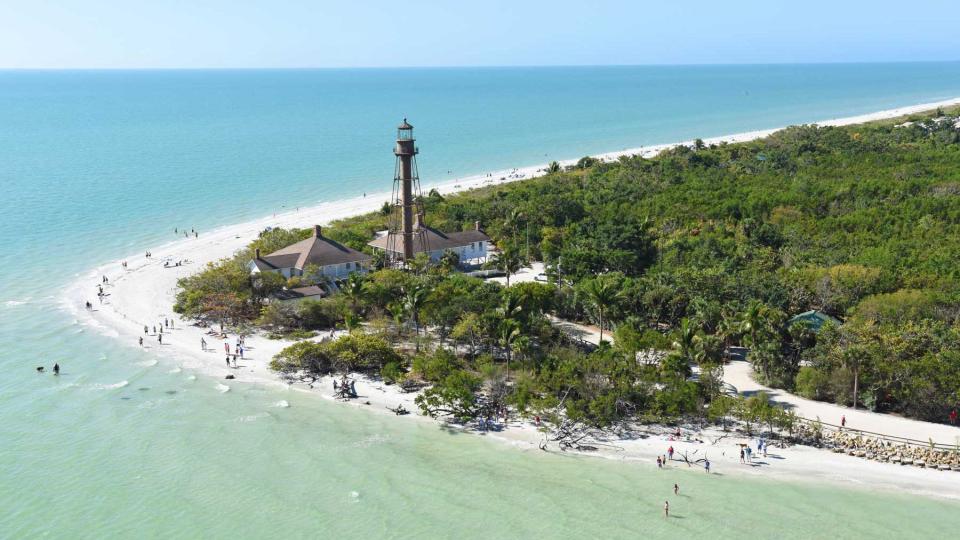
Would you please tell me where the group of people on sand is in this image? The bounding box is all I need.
[217,336,246,368]
[86,276,112,309]
[333,376,357,398]
[139,319,175,346]
[659,443,711,474]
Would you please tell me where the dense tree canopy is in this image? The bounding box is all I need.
[181,107,960,425]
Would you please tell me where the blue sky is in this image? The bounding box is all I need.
[0,0,957,68]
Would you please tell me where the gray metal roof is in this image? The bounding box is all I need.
[272,285,328,301]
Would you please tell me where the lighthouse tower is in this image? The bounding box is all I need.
[386,119,428,264]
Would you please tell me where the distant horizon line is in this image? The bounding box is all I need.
[1,59,958,71]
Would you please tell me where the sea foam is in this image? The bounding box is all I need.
[91,380,130,390]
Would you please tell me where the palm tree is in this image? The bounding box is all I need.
[387,301,405,338]
[580,274,620,343]
[716,308,740,349]
[403,283,429,349]
[737,301,784,382]
[499,294,523,321]
[342,272,366,315]
[672,318,698,363]
[492,245,524,286]
[505,209,530,260]
[498,318,521,371]
[737,301,769,349]
[505,208,523,243]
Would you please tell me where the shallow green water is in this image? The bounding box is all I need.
[3,329,958,538]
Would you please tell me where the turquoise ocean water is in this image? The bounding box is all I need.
[2,64,960,538]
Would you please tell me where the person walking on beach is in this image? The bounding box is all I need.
[657,456,662,468]
[841,415,846,428]
[739,448,745,463]
[224,342,230,354]
[53,363,60,376]
[950,409,958,425]
[663,501,669,518]
[705,459,710,473]
[144,325,148,335]
[138,336,143,347]
[158,333,162,344]
[201,338,206,351]
[225,355,230,367]
[668,445,674,461]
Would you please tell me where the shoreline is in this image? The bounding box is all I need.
[62,96,960,501]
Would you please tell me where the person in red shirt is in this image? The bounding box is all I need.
[950,409,958,425]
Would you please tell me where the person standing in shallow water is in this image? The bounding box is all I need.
[663,501,669,518]
[53,363,60,375]
[674,483,679,495]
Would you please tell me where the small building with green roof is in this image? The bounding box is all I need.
[788,310,841,332]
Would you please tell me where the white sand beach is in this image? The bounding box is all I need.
[63,96,960,500]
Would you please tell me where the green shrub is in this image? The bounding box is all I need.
[412,349,460,382]
[793,366,832,401]
[381,361,405,384]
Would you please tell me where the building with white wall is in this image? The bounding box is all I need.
[248,225,371,280]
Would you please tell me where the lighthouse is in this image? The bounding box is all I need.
[386,119,428,264]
